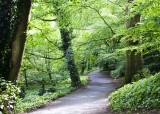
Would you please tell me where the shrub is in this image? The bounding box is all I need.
[108,72,160,111]
[0,78,20,114]
[98,56,117,71]
[132,68,151,81]
[110,61,125,79]
[144,50,160,74]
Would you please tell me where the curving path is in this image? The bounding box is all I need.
[26,70,121,114]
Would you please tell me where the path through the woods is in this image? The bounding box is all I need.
[26,70,121,114]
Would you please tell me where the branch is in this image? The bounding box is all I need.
[32,26,53,33]
[24,57,46,72]
[107,0,125,11]
[77,38,110,48]
[80,5,115,34]
[26,52,65,60]
[73,27,91,30]
[45,37,62,50]
[45,37,54,43]
[33,26,43,32]
[36,16,57,22]
[40,18,57,22]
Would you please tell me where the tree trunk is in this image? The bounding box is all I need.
[24,69,28,87]
[0,1,13,80]
[80,59,86,75]
[53,0,81,87]
[60,28,81,87]
[87,58,92,71]
[124,0,143,84]
[8,0,32,81]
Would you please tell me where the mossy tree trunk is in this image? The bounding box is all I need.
[60,28,81,87]
[52,0,81,87]
[8,0,32,81]
[124,0,143,84]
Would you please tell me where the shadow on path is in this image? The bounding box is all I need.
[26,70,122,114]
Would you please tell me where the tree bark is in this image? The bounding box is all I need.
[52,0,81,87]
[124,0,143,84]
[0,0,13,80]
[60,28,81,87]
[8,0,32,81]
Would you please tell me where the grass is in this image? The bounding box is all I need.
[15,75,88,113]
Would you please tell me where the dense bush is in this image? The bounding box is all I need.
[109,72,160,111]
[98,56,117,71]
[132,68,151,81]
[98,54,125,79]
[144,50,160,74]
[0,78,20,114]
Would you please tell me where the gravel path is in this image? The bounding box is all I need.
[26,70,121,114]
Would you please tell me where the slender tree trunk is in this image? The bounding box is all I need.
[87,58,92,71]
[24,69,28,87]
[124,0,143,84]
[46,50,53,80]
[60,28,81,87]
[80,59,86,75]
[8,0,32,81]
[53,0,81,87]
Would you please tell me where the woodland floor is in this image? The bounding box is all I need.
[25,70,121,114]
[24,70,160,114]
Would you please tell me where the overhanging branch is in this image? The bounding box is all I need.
[107,0,125,11]
[36,16,57,22]
[77,38,110,48]
[26,52,65,60]
[40,18,57,22]
[80,5,115,34]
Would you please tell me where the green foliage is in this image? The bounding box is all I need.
[0,78,20,114]
[6,0,160,112]
[132,68,151,81]
[144,50,160,74]
[97,52,125,79]
[110,61,125,79]
[109,72,160,111]
[98,56,117,71]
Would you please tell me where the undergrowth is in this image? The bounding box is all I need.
[15,76,88,113]
[109,72,160,111]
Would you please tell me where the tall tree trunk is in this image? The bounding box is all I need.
[53,0,81,87]
[124,0,143,84]
[0,1,13,80]
[8,0,32,81]
[60,28,81,87]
